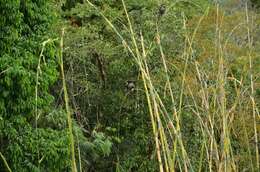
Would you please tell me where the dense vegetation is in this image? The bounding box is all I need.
[0,0,259,171]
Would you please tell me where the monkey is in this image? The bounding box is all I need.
[158,4,166,18]
[68,16,82,27]
[125,80,135,92]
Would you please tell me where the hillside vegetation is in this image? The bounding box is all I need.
[0,0,259,171]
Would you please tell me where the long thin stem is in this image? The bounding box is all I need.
[245,3,259,170]
[0,151,12,172]
[60,28,77,172]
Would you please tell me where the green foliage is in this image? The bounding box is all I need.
[0,0,21,53]
[0,1,72,171]
[1,0,259,171]
[62,0,83,10]
[3,116,70,172]
[251,0,260,8]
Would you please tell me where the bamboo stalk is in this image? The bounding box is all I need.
[0,151,12,172]
[59,28,77,172]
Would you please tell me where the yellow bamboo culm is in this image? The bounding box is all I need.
[59,28,77,172]
[0,151,12,172]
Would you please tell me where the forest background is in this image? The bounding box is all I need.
[0,0,260,171]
